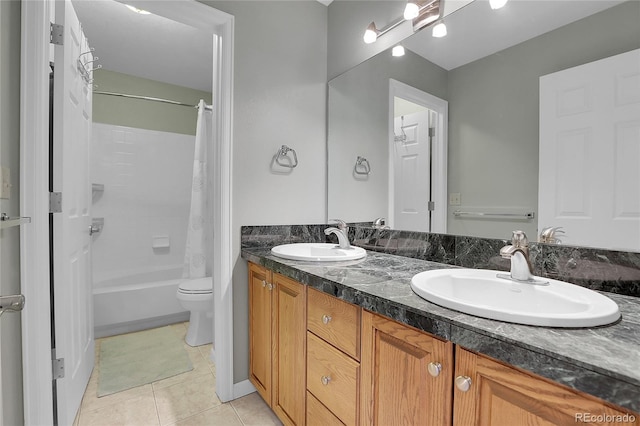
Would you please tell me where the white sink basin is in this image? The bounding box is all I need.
[410,269,620,327]
[271,243,367,262]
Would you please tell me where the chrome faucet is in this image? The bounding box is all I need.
[325,219,351,249]
[372,217,389,229]
[539,226,565,244]
[499,230,539,283]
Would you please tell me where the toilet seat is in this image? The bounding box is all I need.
[178,277,212,295]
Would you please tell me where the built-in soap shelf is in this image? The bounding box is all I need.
[0,213,31,230]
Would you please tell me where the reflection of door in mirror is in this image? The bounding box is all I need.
[389,80,448,233]
[539,48,640,252]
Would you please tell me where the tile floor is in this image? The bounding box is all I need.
[75,322,283,426]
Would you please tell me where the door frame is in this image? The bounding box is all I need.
[388,79,448,233]
[20,1,235,423]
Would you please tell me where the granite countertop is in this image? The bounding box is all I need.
[242,246,640,413]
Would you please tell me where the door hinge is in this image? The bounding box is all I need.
[428,201,435,211]
[52,351,65,380]
[50,192,62,213]
[428,127,436,137]
[50,23,64,45]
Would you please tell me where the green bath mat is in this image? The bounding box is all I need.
[98,326,193,397]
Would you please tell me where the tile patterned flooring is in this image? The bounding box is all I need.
[75,323,282,426]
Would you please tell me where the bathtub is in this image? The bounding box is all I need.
[93,266,189,338]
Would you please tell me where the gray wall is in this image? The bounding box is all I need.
[0,1,24,425]
[446,0,640,238]
[202,1,328,384]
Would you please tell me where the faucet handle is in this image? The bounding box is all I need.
[329,219,348,232]
[511,230,529,247]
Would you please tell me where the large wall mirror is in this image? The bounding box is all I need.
[327,0,640,252]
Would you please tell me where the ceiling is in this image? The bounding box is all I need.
[72,0,213,92]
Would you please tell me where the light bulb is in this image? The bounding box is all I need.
[489,0,508,10]
[403,2,420,20]
[432,21,447,38]
[363,22,378,44]
[392,45,405,57]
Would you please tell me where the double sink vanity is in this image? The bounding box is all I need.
[242,224,640,425]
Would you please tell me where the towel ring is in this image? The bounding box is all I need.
[354,156,371,175]
[275,145,298,168]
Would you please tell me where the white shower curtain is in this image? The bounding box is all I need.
[183,100,212,279]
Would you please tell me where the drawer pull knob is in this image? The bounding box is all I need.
[321,375,332,386]
[322,314,332,324]
[455,375,472,392]
[427,362,442,377]
[261,280,266,288]
[267,282,273,291]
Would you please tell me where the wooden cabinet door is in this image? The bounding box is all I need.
[361,311,453,426]
[453,347,639,426]
[248,263,272,405]
[272,273,307,426]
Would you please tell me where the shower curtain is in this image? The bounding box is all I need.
[183,100,212,279]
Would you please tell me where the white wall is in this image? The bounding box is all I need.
[91,123,195,282]
[0,1,24,424]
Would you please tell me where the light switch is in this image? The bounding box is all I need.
[0,167,11,199]
[449,192,461,206]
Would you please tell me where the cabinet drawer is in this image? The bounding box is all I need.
[306,391,345,426]
[307,288,361,360]
[307,332,359,426]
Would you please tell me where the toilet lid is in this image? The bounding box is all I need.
[178,277,213,294]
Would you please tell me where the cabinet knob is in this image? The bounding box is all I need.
[321,375,332,386]
[322,314,332,324]
[427,362,442,377]
[267,282,273,291]
[261,280,267,288]
[455,375,472,392]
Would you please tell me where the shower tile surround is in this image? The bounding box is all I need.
[241,224,640,413]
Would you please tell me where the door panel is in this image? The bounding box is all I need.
[539,49,640,251]
[393,110,432,232]
[52,0,94,423]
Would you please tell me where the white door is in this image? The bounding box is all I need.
[52,0,94,423]
[393,110,432,231]
[539,49,640,251]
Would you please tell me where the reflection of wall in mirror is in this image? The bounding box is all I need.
[328,1,640,249]
[446,1,640,243]
[327,50,447,224]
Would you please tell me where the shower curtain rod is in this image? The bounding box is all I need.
[94,90,212,111]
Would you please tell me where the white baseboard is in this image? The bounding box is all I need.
[233,380,257,399]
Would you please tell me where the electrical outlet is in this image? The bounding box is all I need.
[0,167,11,199]
[449,192,461,206]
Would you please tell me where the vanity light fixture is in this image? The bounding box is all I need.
[125,4,151,14]
[392,45,406,57]
[404,1,420,20]
[432,20,447,37]
[363,0,441,44]
[489,0,508,10]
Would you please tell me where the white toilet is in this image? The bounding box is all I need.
[176,277,213,347]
